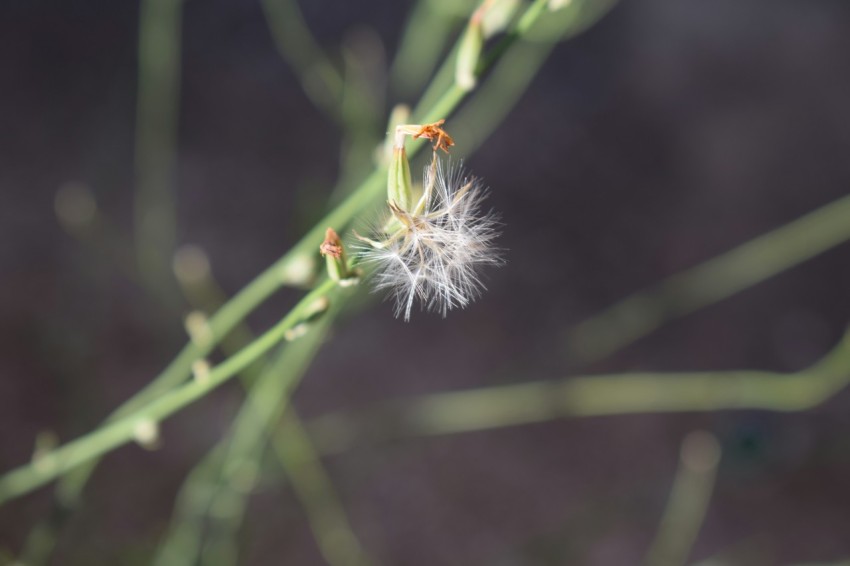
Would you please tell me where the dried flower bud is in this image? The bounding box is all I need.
[320,227,357,284]
[412,119,455,153]
[319,227,344,259]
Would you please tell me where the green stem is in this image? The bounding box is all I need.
[260,0,344,121]
[273,410,374,566]
[0,280,337,505]
[50,168,384,510]
[154,315,337,566]
[568,192,850,362]
[154,265,366,566]
[308,328,850,453]
[412,0,551,122]
[643,432,720,566]
[390,0,461,99]
[452,0,617,152]
[134,0,183,304]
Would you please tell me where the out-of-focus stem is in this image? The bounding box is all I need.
[261,0,344,121]
[273,410,374,566]
[0,280,339,504]
[644,431,721,566]
[390,0,462,99]
[153,315,336,566]
[569,192,850,362]
[452,0,617,151]
[154,251,369,566]
[134,0,183,304]
[308,328,850,453]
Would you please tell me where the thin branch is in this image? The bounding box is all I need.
[152,253,370,566]
[644,431,720,566]
[307,328,850,453]
[0,279,340,505]
[153,315,337,565]
[568,192,850,362]
[261,0,344,121]
[273,410,374,566]
[134,0,183,305]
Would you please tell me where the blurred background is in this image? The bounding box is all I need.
[2,0,850,564]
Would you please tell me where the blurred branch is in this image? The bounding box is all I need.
[152,248,370,566]
[568,192,850,363]
[644,431,720,566]
[412,0,608,122]
[329,31,387,203]
[273,410,374,566]
[24,171,383,520]
[412,0,563,127]
[134,0,183,305]
[153,315,336,566]
[692,550,850,566]
[261,0,344,121]
[0,278,341,505]
[452,0,618,152]
[18,205,318,565]
[410,38,459,123]
[173,245,269,380]
[390,0,467,99]
[307,327,850,453]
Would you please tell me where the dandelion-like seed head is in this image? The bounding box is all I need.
[357,154,502,321]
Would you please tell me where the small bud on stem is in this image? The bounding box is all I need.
[320,228,359,286]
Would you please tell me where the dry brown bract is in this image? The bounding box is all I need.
[320,227,343,259]
[413,119,455,153]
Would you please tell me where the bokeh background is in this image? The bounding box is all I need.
[2,0,850,564]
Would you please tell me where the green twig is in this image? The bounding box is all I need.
[644,431,720,566]
[786,561,850,566]
[452,0,617,152]
[261,0,344,121]
[153,255,369,566]
[390,0,463,99]
[0,279,339,505]
[411,0,551,122]
[568,192,850,362]
[134,0,183,304]
[329,32,386,203]
[153,249,285,565]
[307,328,850,453]
[273,410,374,566]
[43,168,382,515]
[153,314,337,565]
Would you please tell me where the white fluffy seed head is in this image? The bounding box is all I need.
[357,158,502,321]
